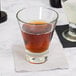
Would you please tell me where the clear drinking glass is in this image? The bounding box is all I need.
[62,0,76,42]
[16,7,58,64]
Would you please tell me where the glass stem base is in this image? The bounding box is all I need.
[25,54,48,64]
[62,29,76,42]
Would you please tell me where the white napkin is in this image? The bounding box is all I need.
[12,31,68,72]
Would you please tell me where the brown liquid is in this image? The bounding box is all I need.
[21,21,52,53]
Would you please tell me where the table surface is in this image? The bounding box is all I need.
[0,0,76,76]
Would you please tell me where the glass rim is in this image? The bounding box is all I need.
[16,6,59,24]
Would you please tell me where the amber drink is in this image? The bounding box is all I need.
[16,7,58,64]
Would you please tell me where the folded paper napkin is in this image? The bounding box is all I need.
[12,31,68,72]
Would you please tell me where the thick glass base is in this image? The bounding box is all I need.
[25,49,48,64]
[62,29,76,42]
[25,54,48,64]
